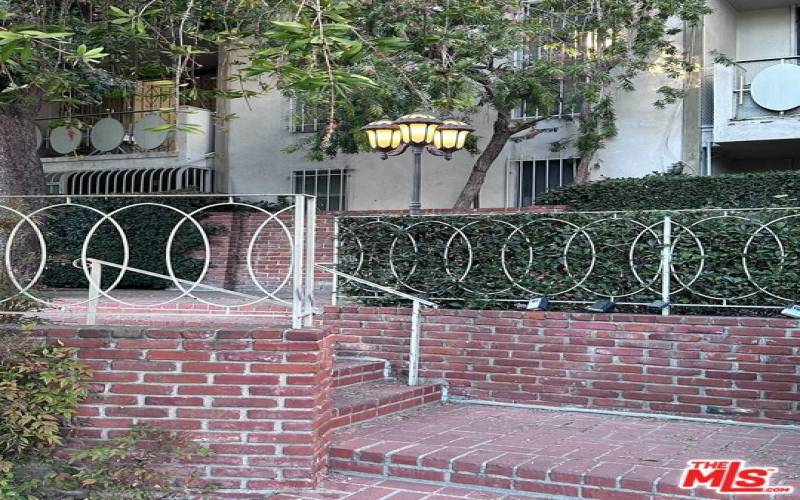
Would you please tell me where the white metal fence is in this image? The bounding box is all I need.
[335,208,800,313]
[0,194,316,327]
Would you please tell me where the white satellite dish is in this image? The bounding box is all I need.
[133,114,169,150]
[34,126,43,150]
[751,63,800,112]
[90,117,125,152]
[49,126,83,154]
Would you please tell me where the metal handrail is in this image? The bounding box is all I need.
[73,257,288,324]
[316,264,436,307]
[316,263,436,386]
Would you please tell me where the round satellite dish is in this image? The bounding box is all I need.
[90,117,125,152]
[751,63,800,112]
[49,126,83,154]
[34,126,43,150]
[133,114,169,150]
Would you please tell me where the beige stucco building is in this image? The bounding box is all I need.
[36,0,800,211]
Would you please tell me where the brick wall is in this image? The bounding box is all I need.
[196,212,335,295]
[324,307,800,424]
[34,324,334,497]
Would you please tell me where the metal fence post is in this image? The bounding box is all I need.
[292,195,306,329]
[303,196,316,327]
[661,216,672,316]
[408,300,421,386]
[331,217,339,307]
[86,260,102,325]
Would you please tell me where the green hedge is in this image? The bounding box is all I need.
[536,171,800,211]
[338,209,800,313]
[41,197,224,290]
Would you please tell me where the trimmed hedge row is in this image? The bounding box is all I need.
[42,197,223,290]
[536,171,800,210]
[338,209,800,313]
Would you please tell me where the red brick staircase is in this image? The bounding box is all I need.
[330,358,443,431]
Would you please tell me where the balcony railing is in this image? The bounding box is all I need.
[732,56,800,120]
[35,109,177,158]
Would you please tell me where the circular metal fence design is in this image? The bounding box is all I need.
[338,210,800,309]
[0,196,307,314]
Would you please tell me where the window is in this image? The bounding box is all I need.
[289,98,327,133]
[511,157,577,207]
[292,169,348,211]
[512,2,592,120]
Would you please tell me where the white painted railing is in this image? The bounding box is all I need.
[0,194,316,327]
[317,264,437,386]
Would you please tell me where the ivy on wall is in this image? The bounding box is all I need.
[537,171,800,211]
[338,209,800,312]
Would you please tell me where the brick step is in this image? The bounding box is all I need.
[332,358,387,387]
[328,444,702,499]
[331,380,442,430]
[326,404,796,500]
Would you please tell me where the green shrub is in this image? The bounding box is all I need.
[338,209,800,313]
[41,197,225,290]
[0,339,90,459]
[537,171,800,211]
[0,333,215,499]
[66,425,215,499]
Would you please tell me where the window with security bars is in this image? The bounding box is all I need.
[512,157,578,207]
[292,169,348,211]
[512,2,594,120]
[289,98,327,133]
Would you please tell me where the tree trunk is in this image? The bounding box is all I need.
[575,154,594,184]
[0,101,47,308]
[574,100,593,185]
[0,102,46,196]
[453,112,513,209]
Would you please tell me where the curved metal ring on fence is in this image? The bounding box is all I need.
[82,202,209,308]
[567,217,662,299]
[1,205,49,306]
[456,219,527,296]
[742,214,796,302]
[390,220,470,295]
[336,225,365,280]
[172,201,292,307]
[672,214,783,302]
[502,218,595,297]
[665,222,706,295]
[175,201,294,307]
[246,204,297,305]
[7,202,130,308]
[343,220,415,295]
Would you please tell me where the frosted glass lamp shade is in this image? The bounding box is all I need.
[432,120,474,154]
[361,120,402,152]
[395,113,442,146]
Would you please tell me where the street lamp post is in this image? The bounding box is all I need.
[361,113,474,215]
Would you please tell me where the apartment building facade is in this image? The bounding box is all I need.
[36,0,800,211]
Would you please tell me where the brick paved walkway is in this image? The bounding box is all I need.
[271,474,534,499]
[329,404,800,499]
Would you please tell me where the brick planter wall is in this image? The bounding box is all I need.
[31,324,334,497]
[324,307,800,424]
